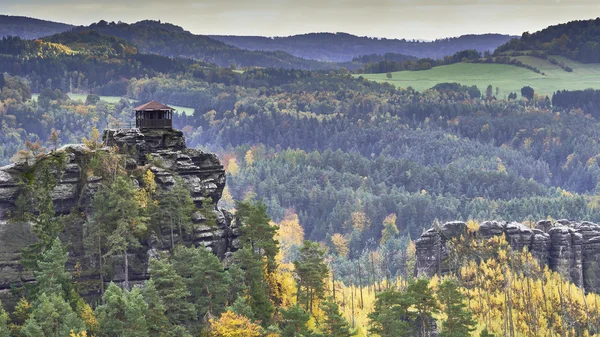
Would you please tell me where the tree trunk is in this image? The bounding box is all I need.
[170,222,175,251]
[98,234,104,295]
[332,267,336,302]
[357,260,364,309]
[123,249,129,290]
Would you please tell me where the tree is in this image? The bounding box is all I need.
[21,293,85,337]
[368,290,413,337]
[0,300,11,337]
[96,282,149,337]
[141,280,170,337]
[148,257,197,330]
[406,279,438,337]
[151,177,196,249]
[96,283,126,336]
[486,85,493,100]
[380,214,399,245]
[386,72,392,79]
[19,161,64,270]
[209,311,261,337]
[236,200,279,273]
[320,299,354,337]
[33,238,71,299]
[331,233,349,257]
[521,86,535,100]
[92,176,148,289]
[279,305,315,337]
[294,241,329,314]
[0,73,5,89]
[437,279,476,337]
[172,246,230,319]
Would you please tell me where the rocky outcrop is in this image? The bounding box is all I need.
[416,220,600,292]
[0,128,238,300]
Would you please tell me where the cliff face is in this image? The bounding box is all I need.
[415,220,600,292]
[0,128,239,299]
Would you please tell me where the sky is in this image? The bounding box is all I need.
[4,0,600,40]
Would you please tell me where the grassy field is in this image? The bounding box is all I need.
[31,93,195,116]
[358,57,600,98]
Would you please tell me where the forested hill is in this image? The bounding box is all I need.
[496,17,600,63]
[0,15,72,39]
[72,20,348,70]
[210,33,516,62]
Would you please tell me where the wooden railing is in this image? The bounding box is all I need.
[136,119,172,129]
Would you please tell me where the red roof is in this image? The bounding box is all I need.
[133,100,174,111]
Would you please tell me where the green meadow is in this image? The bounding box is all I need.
[358,56,600,98]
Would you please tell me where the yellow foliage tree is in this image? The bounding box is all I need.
[81,127,103,150]
[209,311,262,337]
[331,233,349,258]
[380,213,399,245]
[228,157,240,176]
[351,211,370,233]
[245,149,254,166]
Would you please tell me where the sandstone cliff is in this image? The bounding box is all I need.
[0,128,239,300]
[415,220,600,292]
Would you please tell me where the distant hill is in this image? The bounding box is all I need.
[495,18,600,63]
[0,15,72,39]
[210,33,516,62]
[76,20,348,70]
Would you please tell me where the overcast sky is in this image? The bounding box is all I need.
[4,0,600,40]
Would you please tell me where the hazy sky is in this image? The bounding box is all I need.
[4,0,600,40]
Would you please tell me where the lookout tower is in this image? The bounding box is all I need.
[134,100,174,129]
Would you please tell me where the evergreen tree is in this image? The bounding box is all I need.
[480,327,496,337]
[19,161,65,270]
[279,305,315,337]
[236,200,279,273]
[294,241,328,313]
[0,300,11,337]
[142,280,170,337]
[368,290,413,337]
[437,279,476,337]
[320,299,353,337]
[96,283,127,336]
[92,176,148,289]
[232,247,274,326]
[96,282,150,337]
[406,279,438,337]
[21,293,85,337]
[151,177,197,249]
[33,237,71,298]
[148,258,197,330]
[172,246,230,319]
[123,288,149,337]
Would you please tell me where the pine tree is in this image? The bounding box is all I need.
[320,299,354,337]
[368,290,413,337]
[142,280,170,337]
[236,200,279,273]
[438,279,476,337]
[123,288,149,337]
[232,247,274,326]
[148,258,197,329]
[92,177,148,290]
[96,283,126,336]
[406,279,438,337]
[0,300,11,337]
[172,246,230,319]
[21,293,85,337]
[33,237,71,298]
[279,305,315,337]
[294,240,328,313]
[151,177,196,249]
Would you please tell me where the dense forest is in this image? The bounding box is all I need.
[496,18,600,63]
[2,15,600,337]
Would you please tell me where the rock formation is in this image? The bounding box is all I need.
[415,220,600,292]
[0,127,238,301]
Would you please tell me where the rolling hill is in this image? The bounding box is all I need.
[358,55,600,98]
[0,15,72,39]
[210,33,516,62]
